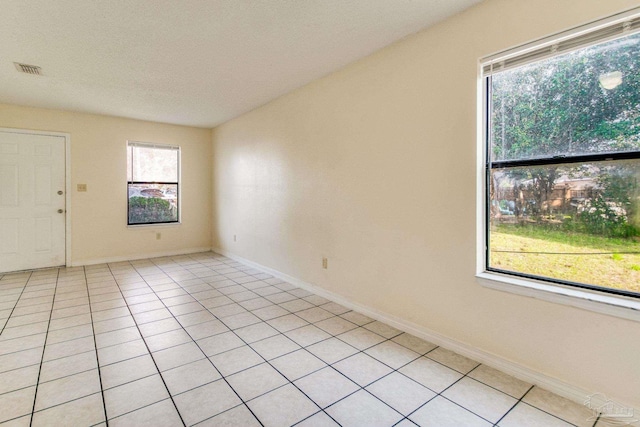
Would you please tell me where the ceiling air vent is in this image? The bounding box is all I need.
[14,62,42,75]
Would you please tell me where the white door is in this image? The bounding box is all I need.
[0,131,66,273]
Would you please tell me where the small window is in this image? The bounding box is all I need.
[127,142,180,225]
[482,14,640,298]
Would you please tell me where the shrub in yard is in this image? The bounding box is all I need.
[129,196,175,223]
[578,196,637,238]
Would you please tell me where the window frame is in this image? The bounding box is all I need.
[476,7,640,320]
[126,141,181,226]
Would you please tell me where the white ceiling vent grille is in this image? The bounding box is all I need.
[14,63,42,75]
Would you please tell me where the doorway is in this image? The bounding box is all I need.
[0,129,69,273]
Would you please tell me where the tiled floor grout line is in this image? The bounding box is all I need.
[1,253,593,427]
[128,261,268,427]
[28,268,60,426]
[492,384,535,426]
[0,272,32,336]
[188,254,528,427]
[104,263,188,427]
[83,266,110,427]
[146,258,338,426]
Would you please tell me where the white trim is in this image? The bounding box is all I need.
[477,272,640,322]
[213,247,639,412]
[0,127,72,269]
[71,246,211,266]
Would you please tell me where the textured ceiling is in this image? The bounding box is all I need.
[0,0,481,128]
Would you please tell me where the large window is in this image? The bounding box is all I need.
[483,13,640,298]
[127,142,180,225]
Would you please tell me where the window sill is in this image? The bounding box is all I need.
[127,222,181,229]
[476,271,640,323]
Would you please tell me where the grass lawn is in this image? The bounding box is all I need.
[490,225,640,293]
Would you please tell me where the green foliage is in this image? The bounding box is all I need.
[577,195,636,238]
[612,253,623,261]
[128,196,176,224]
[491,33,640,160]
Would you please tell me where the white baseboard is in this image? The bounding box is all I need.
[214,247,639,414]
[71,247,212,266]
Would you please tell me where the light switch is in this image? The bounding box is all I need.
[77,184,87,192]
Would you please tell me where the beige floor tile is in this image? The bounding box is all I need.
[184,319,228,340]
[267,314,309,332]
[270,349,327,381]
[104,374,169,419]
[34,369,101,411]
[43,336,95,362]
[366,372,436,415]
[365,340,420,369]
[498,402,575,427]
[197,331,244,356]
[336,327,385,350]
[523,387,595,427]
[234,322,279,343]
[0,364,40,395]
[468,364,532,398]
[391,333,437,354]
[44,323,93,345]
[196,404,261,427]
[296,307,334,324]
[109,398,183,427]
[250,334,300,360]
[0,333,46,356]
[0,347,43,374]
[227,363,288,401]
[295,411,340,426]
[0,387,35,423]
[294,367,359,408]
[144,328,192,352]
[251,305,289,321]
[314,317,358,335]
[100,354,158,389]
[333,353,393,387]
[92,315,136,335]
[39,351,97,382]
[161,359,221,395]
[173,379,242,426]
[409,396,492,427]
[153,341,205,372]
[248,384,319,427]
[285,325,331,347]
[95,326,142,349]
[279,299,314,313]
[399,356,463,393]
[138,318,182,338]
[307,338,358,364]
[325,390,402,426]
[442,377,517,423]
[31,393,105,427]
[426,347,479,374]
[209,346,263,376]
[97,339,149,366]
[339,311,374,326]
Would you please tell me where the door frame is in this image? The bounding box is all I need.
[0,127,71,269]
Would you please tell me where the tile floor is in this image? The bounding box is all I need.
[0,252,619,426]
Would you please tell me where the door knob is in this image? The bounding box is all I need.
[57,209,64,214]
[57,190,63,195]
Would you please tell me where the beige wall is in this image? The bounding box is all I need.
[0,103,212,264]
[212,0,640,407]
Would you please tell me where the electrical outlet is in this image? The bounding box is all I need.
[322,257,328,269]
[233,235,237,242]
[77,184,87,192]
[156,232,161,240]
